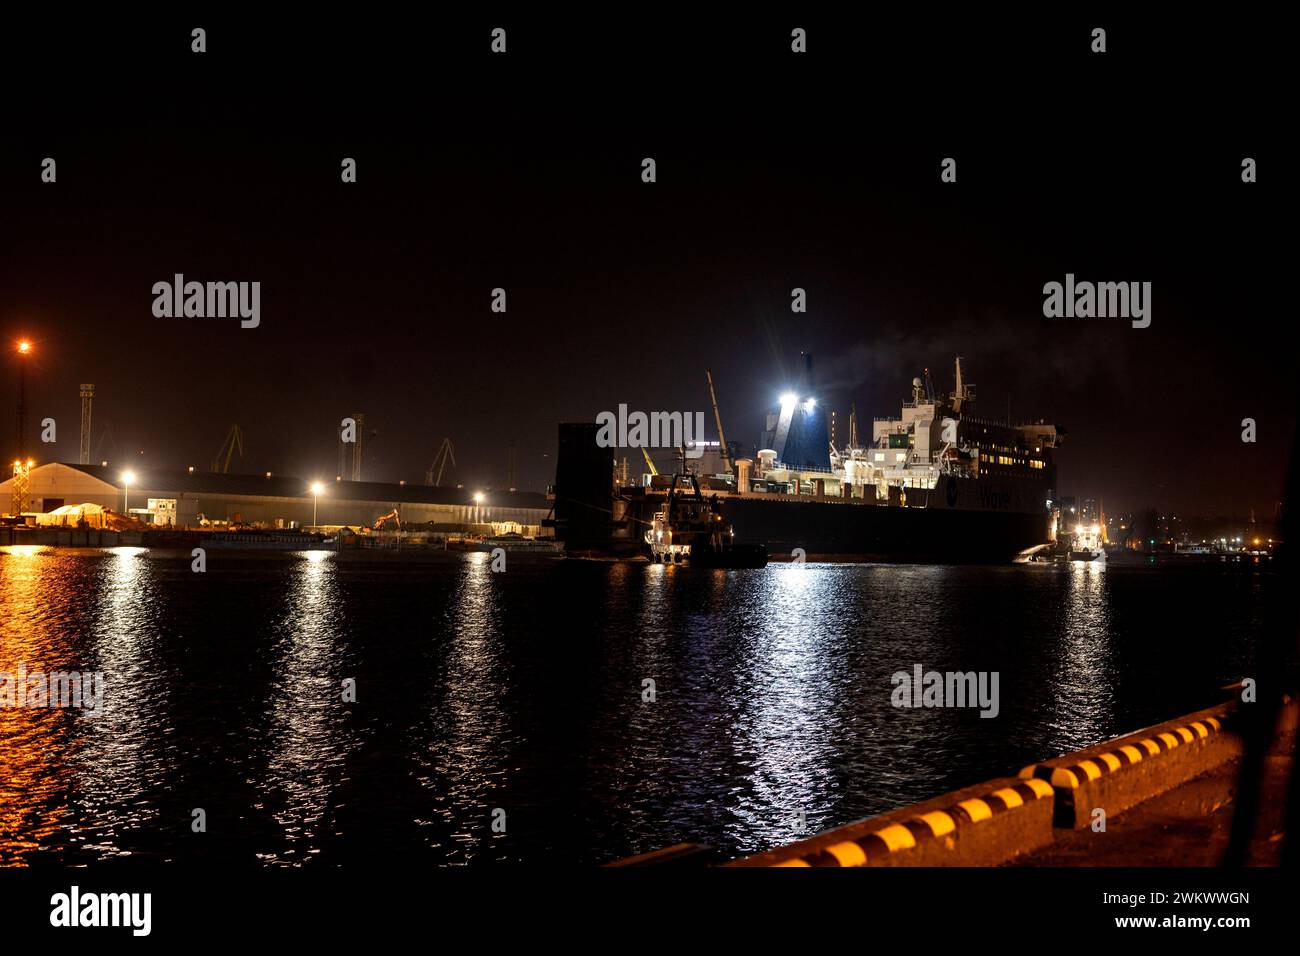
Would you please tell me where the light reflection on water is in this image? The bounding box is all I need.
[253,546,351,865]
[0,549,1266,865]
[1048,562,1115,747]
[77,546,173,859]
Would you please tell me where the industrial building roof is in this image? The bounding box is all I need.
[56,463,551,510]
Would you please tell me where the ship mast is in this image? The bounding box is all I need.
[952,356,975,415]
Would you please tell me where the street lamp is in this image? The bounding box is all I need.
[16,340,32,461]
[310,481,325,526]
[122,471,135,513]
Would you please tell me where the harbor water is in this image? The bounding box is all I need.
[0,547,1272,865]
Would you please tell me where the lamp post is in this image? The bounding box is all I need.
[474,491,484,526]
[122,470,135,514]
[16,340,31,459]
[310,481,324,527]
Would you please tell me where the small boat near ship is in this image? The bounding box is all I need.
[644,472,768,568]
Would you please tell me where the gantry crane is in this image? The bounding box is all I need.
[211,425,244,473]
[425,438,456,486]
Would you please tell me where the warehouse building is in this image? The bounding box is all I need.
[0,463,552,532]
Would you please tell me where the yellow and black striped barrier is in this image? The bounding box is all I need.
[729,775,1056,867]
[1018,702,1238,828]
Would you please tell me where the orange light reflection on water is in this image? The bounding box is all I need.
[0,547,81,865]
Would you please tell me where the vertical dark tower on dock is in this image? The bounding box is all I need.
[79,384,94,465]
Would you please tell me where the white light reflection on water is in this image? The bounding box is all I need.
[418,550,512,858]
[723,564,843,853]
[255,549,352,865]
[78,545,174,859]
[1046,561,1116,751]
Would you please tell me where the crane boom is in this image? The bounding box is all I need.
[425,438,456,486]
[705,369,731,473]
[641,446,658,477]
[211,424,244,473]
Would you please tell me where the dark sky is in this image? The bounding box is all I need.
[1,13,1289,516]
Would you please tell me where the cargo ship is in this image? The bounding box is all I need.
[550,356,1063,563]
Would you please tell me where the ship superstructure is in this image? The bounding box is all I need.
[752,357,1060,517]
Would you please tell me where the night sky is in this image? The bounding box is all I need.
[1,13,1288,516]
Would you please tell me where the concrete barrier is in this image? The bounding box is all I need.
[728,775,1055,867]
[1017,701,1239,829]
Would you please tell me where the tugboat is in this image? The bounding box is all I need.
[645,472,767,568]
[1067,522,1105,562]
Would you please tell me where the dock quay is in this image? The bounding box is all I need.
[612,694,1297,868]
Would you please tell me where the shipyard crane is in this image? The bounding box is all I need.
[705,369,732,474]
[211,424,244,473]
[373,508,401,530]
[425,438,456,486]
[641,447,658,477]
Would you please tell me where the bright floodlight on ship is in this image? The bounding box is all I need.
[1074,524,1084,534]
[803,397,816,413]
[17,340,31,354]
[1091,525,1100,535]
[779,392,797,407]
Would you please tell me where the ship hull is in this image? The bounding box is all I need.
[717,495,1051,563]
